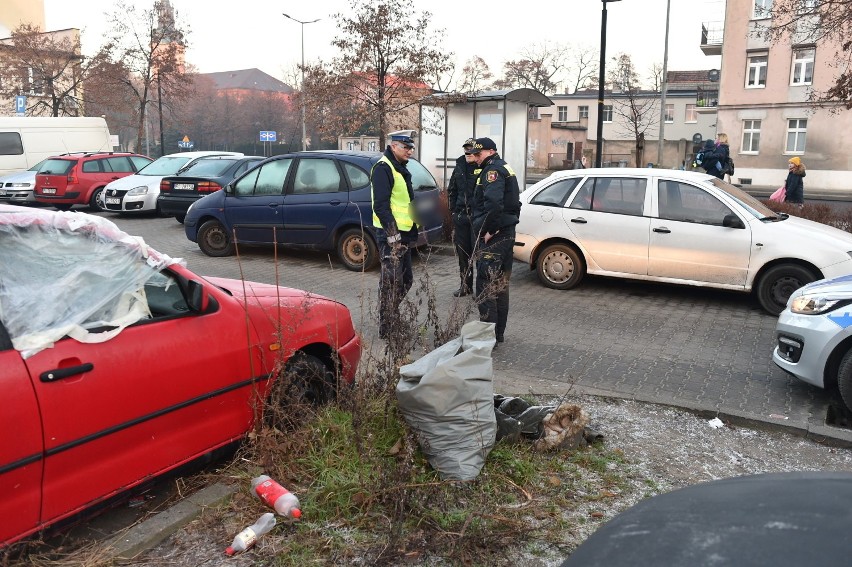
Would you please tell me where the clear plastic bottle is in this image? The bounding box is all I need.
[251,474,302,520]
[224,512,276,556]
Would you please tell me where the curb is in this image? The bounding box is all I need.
[102,482,236,562]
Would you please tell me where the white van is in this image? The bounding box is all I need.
[0,117,113,176]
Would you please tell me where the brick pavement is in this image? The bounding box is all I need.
[106,213,852,445]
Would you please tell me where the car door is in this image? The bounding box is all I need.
[20,269,263,525]
[280,157,348,245]
[648,179,752,287]
[0,322,43,545]
[561,176,651,275]
[225,158,293,244]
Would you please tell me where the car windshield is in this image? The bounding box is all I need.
[29,159,49,172]
[407,158,438,191]
[39,159,75,175]
[178,159,239,177]
[709,178,778,219]
[137,156,192,176]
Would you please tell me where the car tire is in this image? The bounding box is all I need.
[838,350,852,414]
[536,243,585,290]
[266,353,336,428]
[337,228,378,271]
[756,264,816,316]
[89,187,105,211]
[197,220,235,257]
[175,214,185,224]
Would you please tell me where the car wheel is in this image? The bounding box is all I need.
[337,228,378,271]
[175,214,185,224]
[838,350,852,415]
[757,264,816,316]
[266,353,336,428]
[89,187,105,211]
[536,243,585,290]
[197,220,235,257]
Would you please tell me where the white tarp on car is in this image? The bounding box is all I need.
[0,205,180,357]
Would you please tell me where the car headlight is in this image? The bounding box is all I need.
[127,186,149,196]
[790,295,844,314]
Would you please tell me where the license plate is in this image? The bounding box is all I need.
[42,188,56,194]
[173,183,195,190]
[105,197,121,205]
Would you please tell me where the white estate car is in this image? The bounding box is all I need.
[103,150,242,214]
[513,168,852,315]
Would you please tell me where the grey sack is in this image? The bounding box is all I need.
[396,320,497,481]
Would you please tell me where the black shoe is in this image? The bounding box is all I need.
[496,334,505,343]
[453,288,470,297]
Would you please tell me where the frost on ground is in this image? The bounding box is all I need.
[117,396,852,566]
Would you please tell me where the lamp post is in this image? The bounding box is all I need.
[283,13,321,152]
[656,0,671,168]
[595,0,621,168]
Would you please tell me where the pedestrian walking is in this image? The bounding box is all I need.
[469,137,521,344]
[371,132,419,339]
[715,133,732,181]
[447,138,479,297]
[784,156,806,206]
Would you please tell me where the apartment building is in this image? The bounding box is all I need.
[712,0,852,192]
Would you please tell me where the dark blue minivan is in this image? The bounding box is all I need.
[183,150,444,271]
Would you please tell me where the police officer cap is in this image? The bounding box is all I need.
[470,137,497,153]
[390,133,415,148]
[463,137,476,148]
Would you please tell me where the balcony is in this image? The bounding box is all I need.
[701,21,724,56]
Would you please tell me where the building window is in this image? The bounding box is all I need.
[367,141,377,151]
[746,53,768,88]
[786,118,807,153]
[742,119,761,153]
[791,47,814,85]
[685,104,697,123]
[603,104,613,122]
[578,105,589,119]
[557,106,568,122]
[665,104,674,123]
[754,0,772,19]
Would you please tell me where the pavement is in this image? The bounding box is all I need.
[68,210,852,561]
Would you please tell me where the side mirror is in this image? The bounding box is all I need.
[722,214,745,229]
[187,279,210,312]
[225,184,233,195]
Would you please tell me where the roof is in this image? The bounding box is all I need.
[425,88,553,108]
[201,68,293,94]
[666,70,719,85]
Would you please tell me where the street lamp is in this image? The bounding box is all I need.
[283,13,321,151]
[595,0,621,168]
[657,0,671,168]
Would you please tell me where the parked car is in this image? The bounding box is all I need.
[103,150,242,214]
[34,152,152,211]
[0,204,361,547]
[183,150,445,271]
[513,168,852,315]
[773,274,852,412]
[157,155,265,223]
[0,158,48,204]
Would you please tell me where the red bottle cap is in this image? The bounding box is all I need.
[225,546,235,556]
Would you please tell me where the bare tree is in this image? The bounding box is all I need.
[494,41,570,94]
[303,0,451,147]
[607,53,658,166]
[760,0,852,110]
[103,1,192,152]
[648,62,664,92]
[565,44,599,94]
[454,56,494,95]
[0,24,112,117]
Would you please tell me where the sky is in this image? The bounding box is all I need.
[43,0,723,90]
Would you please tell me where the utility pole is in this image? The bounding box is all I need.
[657,0,671,167]
[283,13,321,151]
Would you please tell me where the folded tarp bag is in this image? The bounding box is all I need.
[396,320,497,481]
[769,186,786,202]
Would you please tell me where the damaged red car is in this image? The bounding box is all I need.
[0,204,361,547]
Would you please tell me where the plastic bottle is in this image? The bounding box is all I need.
[224,512,276,556]
[251,474,302,520]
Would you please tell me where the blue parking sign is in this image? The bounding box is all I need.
[259,130,277,142]
[15,96,25,115]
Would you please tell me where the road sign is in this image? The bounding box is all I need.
[259,130,277,142]
[15,96,25,116]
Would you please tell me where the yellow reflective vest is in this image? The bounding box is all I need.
[371,155,414,231]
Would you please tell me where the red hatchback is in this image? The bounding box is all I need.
[0,204,361,548]
[34,152,152,211]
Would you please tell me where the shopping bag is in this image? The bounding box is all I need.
[769,186,786,202]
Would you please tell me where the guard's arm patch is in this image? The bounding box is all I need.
[486,170,498,183]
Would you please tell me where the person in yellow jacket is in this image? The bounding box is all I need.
[371,133,419,339]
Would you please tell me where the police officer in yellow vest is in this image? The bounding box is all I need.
[469,137,521,344]
[371,132,419,339]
